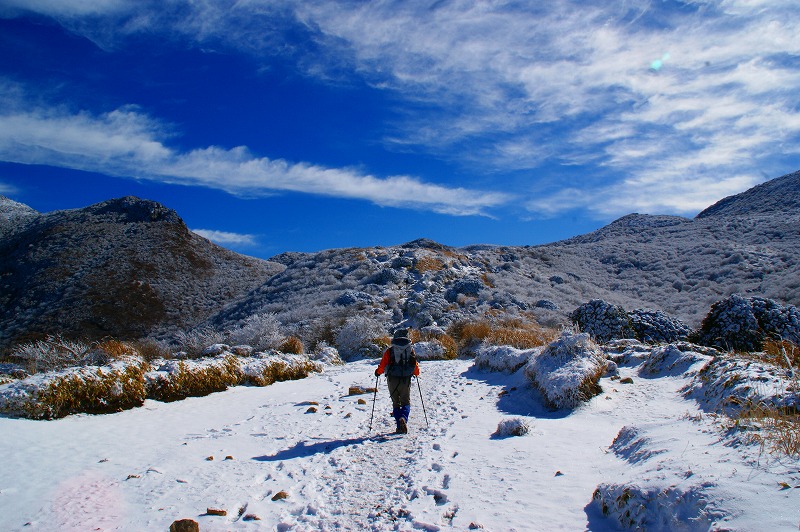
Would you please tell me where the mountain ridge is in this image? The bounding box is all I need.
[1,169,798,350]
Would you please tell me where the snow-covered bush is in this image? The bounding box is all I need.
[592,482,721,531]
[493,417,531,438]
[692,295,800,352]
[570,300,634,342]
[334,315,386,360]
[226,313,285,352]
[309,343,344,365]
[524,332,607,409]
[413,341,446,361]
[239,353,322,387]
[414,336,458,361]
[639,344,712,378]
[0,357,149,419]
[445,278,485,302]
[474,345,538,373]
[681,355,799,416]
[145,355,243,402]
[629,309,691,344]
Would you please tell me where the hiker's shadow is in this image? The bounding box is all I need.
[253,436,368,462]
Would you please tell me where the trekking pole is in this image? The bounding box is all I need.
[368,374,379,432]
[415,376,430,429]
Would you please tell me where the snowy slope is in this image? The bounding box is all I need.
[1,356,797,531]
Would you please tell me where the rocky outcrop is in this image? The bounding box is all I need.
[691,295,800,352]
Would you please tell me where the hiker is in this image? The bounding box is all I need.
[374,328,420,434]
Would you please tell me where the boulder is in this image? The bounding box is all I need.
[170,519,199,532]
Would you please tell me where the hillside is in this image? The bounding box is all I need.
[1,170,798,350]
[209,171,800,339]
[0,196,283,348]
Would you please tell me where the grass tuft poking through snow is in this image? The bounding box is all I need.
[493,417,531,438]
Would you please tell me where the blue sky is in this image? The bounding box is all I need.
[1,0,798,259]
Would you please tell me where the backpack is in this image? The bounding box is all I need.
[386,337,416,377]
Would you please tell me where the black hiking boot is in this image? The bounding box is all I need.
[397,418,408,434]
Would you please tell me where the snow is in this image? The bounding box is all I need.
[1,354,799,531]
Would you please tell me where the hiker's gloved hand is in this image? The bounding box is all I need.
[374,369,381,377]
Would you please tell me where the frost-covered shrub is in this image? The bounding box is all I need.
[226,313,284,352]
[592,483,721,531]
[445,278,485,302]
[0,357,149,419]
[334,290,373,306]
[239,353,322,386]
[334,315,386,360]
[629,309,691,344]
[571,300,635,342]
[174,327,226,358]
[494,417,531,438]
[145,355,243,402]
[639,344,712,378]
[12,335,104,373]
[692,295,800,352]
[524,332,607,409]
[474,345,538,373]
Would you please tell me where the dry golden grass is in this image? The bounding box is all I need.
[25,360,149,419]
[763,339,799,368]
[146,355,243,403]
[241,356,323,386]
[448,316,558,352]
[129,338,171,362]
[737,402,800,458]
[279,336,305,355]
[95,339,138,360]
[415,256,446,273]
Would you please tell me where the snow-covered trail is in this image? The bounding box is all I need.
[1,357,799,531]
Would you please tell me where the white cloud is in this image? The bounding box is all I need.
[0,97,511,216]
[0,181,19,196]
[8,0,800,219]
[0,0,131,17]
[192,229,258,247]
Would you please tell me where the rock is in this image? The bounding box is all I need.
[243,514,261,521]
[348,386,376,395]
[170,518,200,532]
[620,377,634,384]
[205,456,214,461]
[271,490,289,501]
[305,406,318,414]
[445,278,485,301]
[206,508,227,516]
[535,299,559,310]
[224,455,234,460]
[201,344,230,357]
[571,300,634,342]
[357,398,367,405]
[629,309,691,344]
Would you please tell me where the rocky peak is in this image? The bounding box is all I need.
[85,196,182,224]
